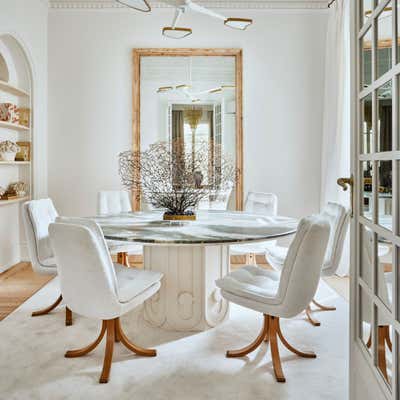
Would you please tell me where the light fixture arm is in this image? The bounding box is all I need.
[184,0,226,22]
[172,7,185,28]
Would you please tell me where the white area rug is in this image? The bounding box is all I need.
[0,278,348,400]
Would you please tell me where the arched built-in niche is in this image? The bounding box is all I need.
[0,33,33,272]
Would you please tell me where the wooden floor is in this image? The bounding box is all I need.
[0,262,54,321]
[0,256,350,322]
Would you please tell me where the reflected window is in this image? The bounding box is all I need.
[378,161,392,229]
[361,28,373,87]
[361,93,373,153]
[378,80,393,152]
[362,161,373,219]
[377,3,393,78]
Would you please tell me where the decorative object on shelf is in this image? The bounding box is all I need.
[8,181,28,197]
[0,140,20,161]
[15,141,31,161]
[0,103,19,123]
[18,108,30,127]
[119,140,236,220]
[162,0,253,39]
[0,189,18,200]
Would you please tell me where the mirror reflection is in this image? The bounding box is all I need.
[140,56,237,210]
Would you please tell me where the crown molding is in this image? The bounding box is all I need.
[49,1,330,10]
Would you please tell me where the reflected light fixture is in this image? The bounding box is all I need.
[162,0,252,38]
[116,0,151,12]
[157,86,174,93]
[162,7,193,39]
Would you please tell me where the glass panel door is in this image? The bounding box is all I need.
[353,0,399,398]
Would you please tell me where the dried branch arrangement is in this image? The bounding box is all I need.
[119,140,236,217]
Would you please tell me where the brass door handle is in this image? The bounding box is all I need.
[337,175,354,217]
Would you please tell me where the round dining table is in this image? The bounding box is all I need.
[95,210,297,332]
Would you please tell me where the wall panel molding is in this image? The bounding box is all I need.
[49,1,330,10]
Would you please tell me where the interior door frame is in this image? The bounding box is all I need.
[132,48,244,211]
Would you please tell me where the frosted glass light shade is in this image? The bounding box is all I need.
[224,18,252,30]
[116,0,151,12]
[162,27,193,39]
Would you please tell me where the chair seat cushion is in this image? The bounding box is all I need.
[114,263,162,303]
[107,240,143,255]
[216,265,280,305]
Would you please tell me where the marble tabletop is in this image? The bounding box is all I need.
[94,210,298,246]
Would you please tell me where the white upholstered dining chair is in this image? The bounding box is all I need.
[22,199,72,325]
[216,215,330,382]
[265,202,350,326]
[97,190,143,266]
[230,191,279,263]
[49,219,163,384]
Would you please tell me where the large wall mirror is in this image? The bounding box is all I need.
[132,48,243,211]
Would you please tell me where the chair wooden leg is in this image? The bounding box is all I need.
[99,319,116,384]
[305,305,321,327]
[65,321,107,358]
[275,317,316,358]
[269,316,286,383]
[31,294,63,317]
[117,252,129,267]
[65,307,73,326]
[384,326,392,352]
[114,320,120,343]
[226,314,269,358]
[116,318,156,356]
[312,299,336,311]
[377,326,389,382]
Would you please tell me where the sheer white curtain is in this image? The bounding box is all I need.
[320,0,351,276]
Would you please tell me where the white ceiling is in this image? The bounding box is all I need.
[49,0,332,9]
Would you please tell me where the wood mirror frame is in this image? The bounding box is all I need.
[132,48,244,211]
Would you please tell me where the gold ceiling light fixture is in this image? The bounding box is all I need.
[116,0,151,12]
[176,84,192,90]
[162,7,193,39]
[162,0,253,38]
[224,18,253,31]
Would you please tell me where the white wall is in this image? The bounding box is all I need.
[48,8,328,218]
[0,0,48,271]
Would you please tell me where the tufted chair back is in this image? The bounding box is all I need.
[245,192,278,216]
[320,202,351,276]
[22,199,58,274]
[49,219,121,320]
[97,191,132,215]
[277,215,330,318]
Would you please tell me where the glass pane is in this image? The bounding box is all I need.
[377,3,393,78]
[378,161,393,228]
[360,224,374,288]
[398,3,400,63]
[377,240,393,309]
[359,285,372,355]
[378,80,393,152]
[361,93,373,153]
[361,0,374,25]
[362,27,373,88]
[376,307,393,388]
[362,161,373,219]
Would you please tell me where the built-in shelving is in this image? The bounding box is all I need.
[0,80,29,97]
[0,120,29,132]
[0,196,30,206]
[0,161,30,165]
